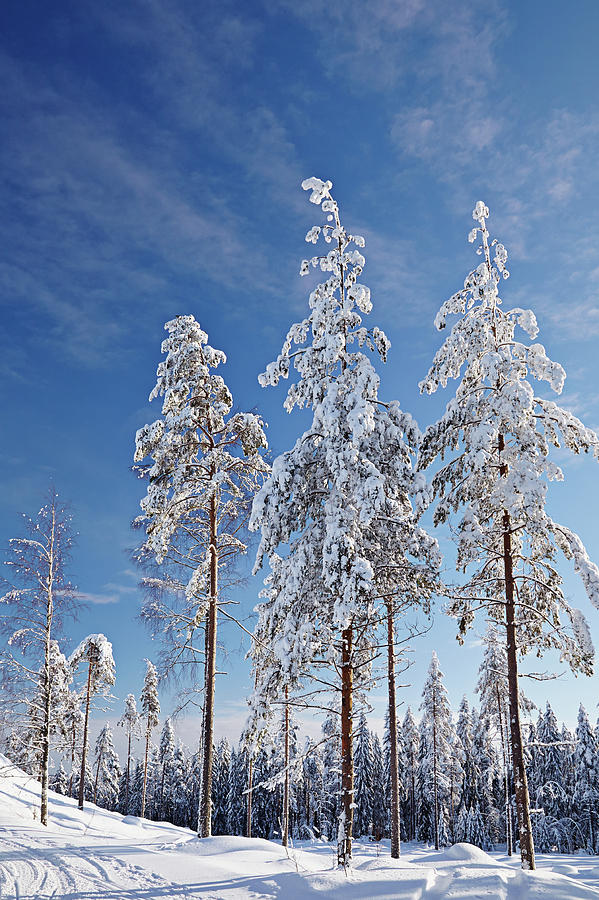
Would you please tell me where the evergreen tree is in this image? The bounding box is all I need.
[128,760,145,816]
[353,712,373,837]
[158,717,175,820]
[533,703,569,824]
[51,761,68,796]
[573,705,599,852]
[320,713,340,842]
[401,707,419,842]
[69,633,116,811]
[173,742,190,828]
[227,747,248,836]
[134,315,268,838]
[418,200,599,869]
[93,723,121,809]
[456,698,476,813]
[370,731,386,841]
[212,738,231,835]
[418,653,453,850]
[117,693,141,815]
[249,176,434,865]
[140,660,160,818]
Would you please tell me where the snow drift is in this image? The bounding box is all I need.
[2,754,599,898]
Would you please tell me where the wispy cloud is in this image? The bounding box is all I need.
[79,590,120,606]
[0,2,309,370]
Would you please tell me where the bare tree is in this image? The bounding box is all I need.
[0,487,79,825]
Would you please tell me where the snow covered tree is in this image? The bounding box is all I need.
[353,712,373,837]
[401,707,419,842]
[227,746,248,836]
[11,640,71,781]
[51,761,68,796]
[370,731,386,840]
[69,633,115,811]
[533,703,569,823]
[93,723,121,809]
[456,697,476,813]
[63,688,85,799]
[117,693,141,814]
[212,738,231,835]
[573,705,599,851]
[158,717,175,820]
[418,652,453,850]
[0,488,79,825]
[140,660,160,819]
[249,177,435,866]
[170,741,189,827]
[418,200,599,869]
[320,713,340,842]
[134,314,269,838]
[476,626,514,853]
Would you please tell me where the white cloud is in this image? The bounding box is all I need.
[79,591,120,606]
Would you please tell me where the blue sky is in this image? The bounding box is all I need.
[3,0,599,753]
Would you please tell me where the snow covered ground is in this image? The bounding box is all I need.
[2,756,599,899]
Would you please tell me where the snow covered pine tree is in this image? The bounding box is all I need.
[117,693,141,814]
[134,315,268,837]
[140,660,160,819]
[249,177,435,865]
[69,634,116,811]
[419,200,599,869]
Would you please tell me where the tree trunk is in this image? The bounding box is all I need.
[503,507,535,869]
[282,685,290,848]
[338,625,353,866]
[499,431,535,870]
[125,731,132,813]
[40,507,55,826]
[449,768,455,844]
[432,689,439,851]
[69,723,76,798]
[78,657,93,811]
[40,655,51,825]
[199,493,218,838]
[411,763,416,841]
[94,752,101,805]
[246,754,253,837]
[386,599,401,858]
[141,723,150,818]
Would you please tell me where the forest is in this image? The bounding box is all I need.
[2,178,599,875]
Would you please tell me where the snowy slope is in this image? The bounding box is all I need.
[2,755,599,899]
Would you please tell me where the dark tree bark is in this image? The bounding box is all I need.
[141,721,151,818]
[432,685,439,851]
[125,730,132,812]
[246,754,253,838]
[503,509,535,869]
[78,657,93,811]
[338,625,354,866]
[386,598,401,858]
[282,685,290,848]
[499,433,535,870]
[199,492,218,837]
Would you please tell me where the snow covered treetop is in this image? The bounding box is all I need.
[258,177,388,414]
[69,633,116,693]
[418,201,599,669]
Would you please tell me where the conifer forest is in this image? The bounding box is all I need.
[3,179,599,878]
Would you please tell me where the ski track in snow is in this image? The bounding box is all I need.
[3,757,599,899]
[0,828,192,900]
